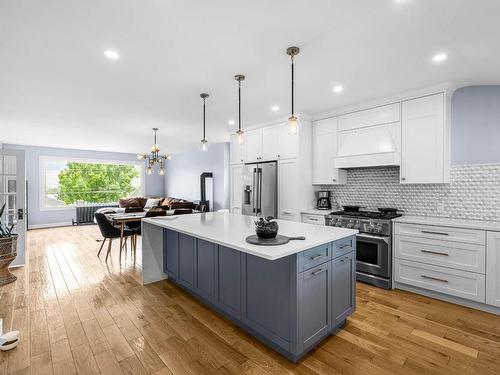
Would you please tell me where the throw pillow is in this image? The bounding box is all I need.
[144,198,161,209]
[119,197,140,208]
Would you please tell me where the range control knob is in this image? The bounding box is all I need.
[367,221,375,232]
[346,220,354,229]
[353,221,361,229]
[335,219,343,227]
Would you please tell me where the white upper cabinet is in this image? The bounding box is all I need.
[262,126,279,161]
[337,103,400,131]
[230,133,246,165]
[401,93,450,184]
[277,123,299,159]
[312,118,346,185]
[244,130,263,162]
[486,231,500,307]
[238,122,300,163]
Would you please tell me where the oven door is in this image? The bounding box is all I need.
[356,233,391,279]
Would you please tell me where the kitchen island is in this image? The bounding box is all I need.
[141,212,357,361]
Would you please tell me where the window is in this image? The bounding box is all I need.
[40,157,143,209]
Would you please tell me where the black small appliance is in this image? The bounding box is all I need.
[316,191,331,210]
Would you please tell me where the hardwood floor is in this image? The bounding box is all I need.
[1,225,500,374]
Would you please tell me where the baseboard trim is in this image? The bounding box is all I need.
[28,222,73,230]
[394,282,500,316]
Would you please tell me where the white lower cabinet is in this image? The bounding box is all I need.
[230,165,243,214]
[278,159,299,221]
[394,222,488,305]
[486,231,500,307]
[394,259,486,303]
[301,213,326,226]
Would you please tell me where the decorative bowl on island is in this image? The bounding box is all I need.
[254,216,279,239]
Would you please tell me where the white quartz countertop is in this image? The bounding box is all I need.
[143,212,358,260]
[393,215,500,232]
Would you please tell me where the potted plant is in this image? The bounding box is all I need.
[0,203,18,285]
[254,216,279,239]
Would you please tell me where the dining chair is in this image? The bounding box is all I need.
[129,210,166,237]
[94,213,136,261]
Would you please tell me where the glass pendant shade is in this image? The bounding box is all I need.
[200,139,209,152]
[146,166,153,175]
[159,167,165,176]
[287,115,298,135]
[236,130,244,145]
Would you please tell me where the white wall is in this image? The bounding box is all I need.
[164,142,230,211]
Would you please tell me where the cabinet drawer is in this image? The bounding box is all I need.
[394,259,486,303]
[394,235,485,274]
[333,237,354,258]
[301,214,325,226]
[394,223,485,245]
[299,243,332,272]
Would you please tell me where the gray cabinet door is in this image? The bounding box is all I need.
[178,234,196,289]
[298,262,331,352]
[331,253,355,326]
[194,239,217,301]
[163,229,178,279]
[217,246,242,318]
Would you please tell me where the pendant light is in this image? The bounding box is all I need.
[286,46,300,135]
[200,93,209,152]
[234,74,245,144]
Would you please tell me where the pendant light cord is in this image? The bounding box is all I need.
[291,55,295,116]
[203,97,206,140]
[238,80,242,132]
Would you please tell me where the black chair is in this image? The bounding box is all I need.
[129,210,166,236]
[95,213,136,261]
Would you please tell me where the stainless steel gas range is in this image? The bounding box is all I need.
[326,207,402,289]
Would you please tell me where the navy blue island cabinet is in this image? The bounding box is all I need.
[162,229,356,362]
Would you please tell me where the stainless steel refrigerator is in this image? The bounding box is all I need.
[242,161,277,218]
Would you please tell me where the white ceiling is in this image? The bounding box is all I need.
[1,0,499,154]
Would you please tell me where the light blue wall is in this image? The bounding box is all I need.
[3,144,165,227]
[451,85,500,165]
[165,142,230,211]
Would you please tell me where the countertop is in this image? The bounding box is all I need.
[143,212,358,260]
[393,215,500,232]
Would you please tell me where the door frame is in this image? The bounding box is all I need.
[1,148,26,267]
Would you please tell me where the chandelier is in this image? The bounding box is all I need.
[137,128,171,175]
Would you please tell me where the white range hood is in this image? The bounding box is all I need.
[333,103,401,169]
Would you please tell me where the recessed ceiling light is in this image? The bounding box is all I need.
[333,85,344,93]
[104,50,120,60]
[228,120,235,126]
[271,105,280,112]
[432,53,448,63]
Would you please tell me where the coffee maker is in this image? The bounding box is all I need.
[316,191,331,210]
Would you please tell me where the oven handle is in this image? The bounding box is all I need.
[356,233,390,244]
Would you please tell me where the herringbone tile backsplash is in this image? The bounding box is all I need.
[321,163,500,222]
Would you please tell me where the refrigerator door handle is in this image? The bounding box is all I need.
[257,168,263,214]
[252,169,257,213]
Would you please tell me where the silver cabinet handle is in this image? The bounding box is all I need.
[421,230,449,236]
[338,244,350,249]
[421,249,449,256]
[401,177,406,181]
[421,275,449,283]
[310,254,324,260]
[339,256,350,262]
[332,179,336,182]
[312,268,326,276]
[308,218,320,221]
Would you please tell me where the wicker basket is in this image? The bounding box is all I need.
[0,235,18,285]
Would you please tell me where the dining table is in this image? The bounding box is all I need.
[106,210,200,258]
